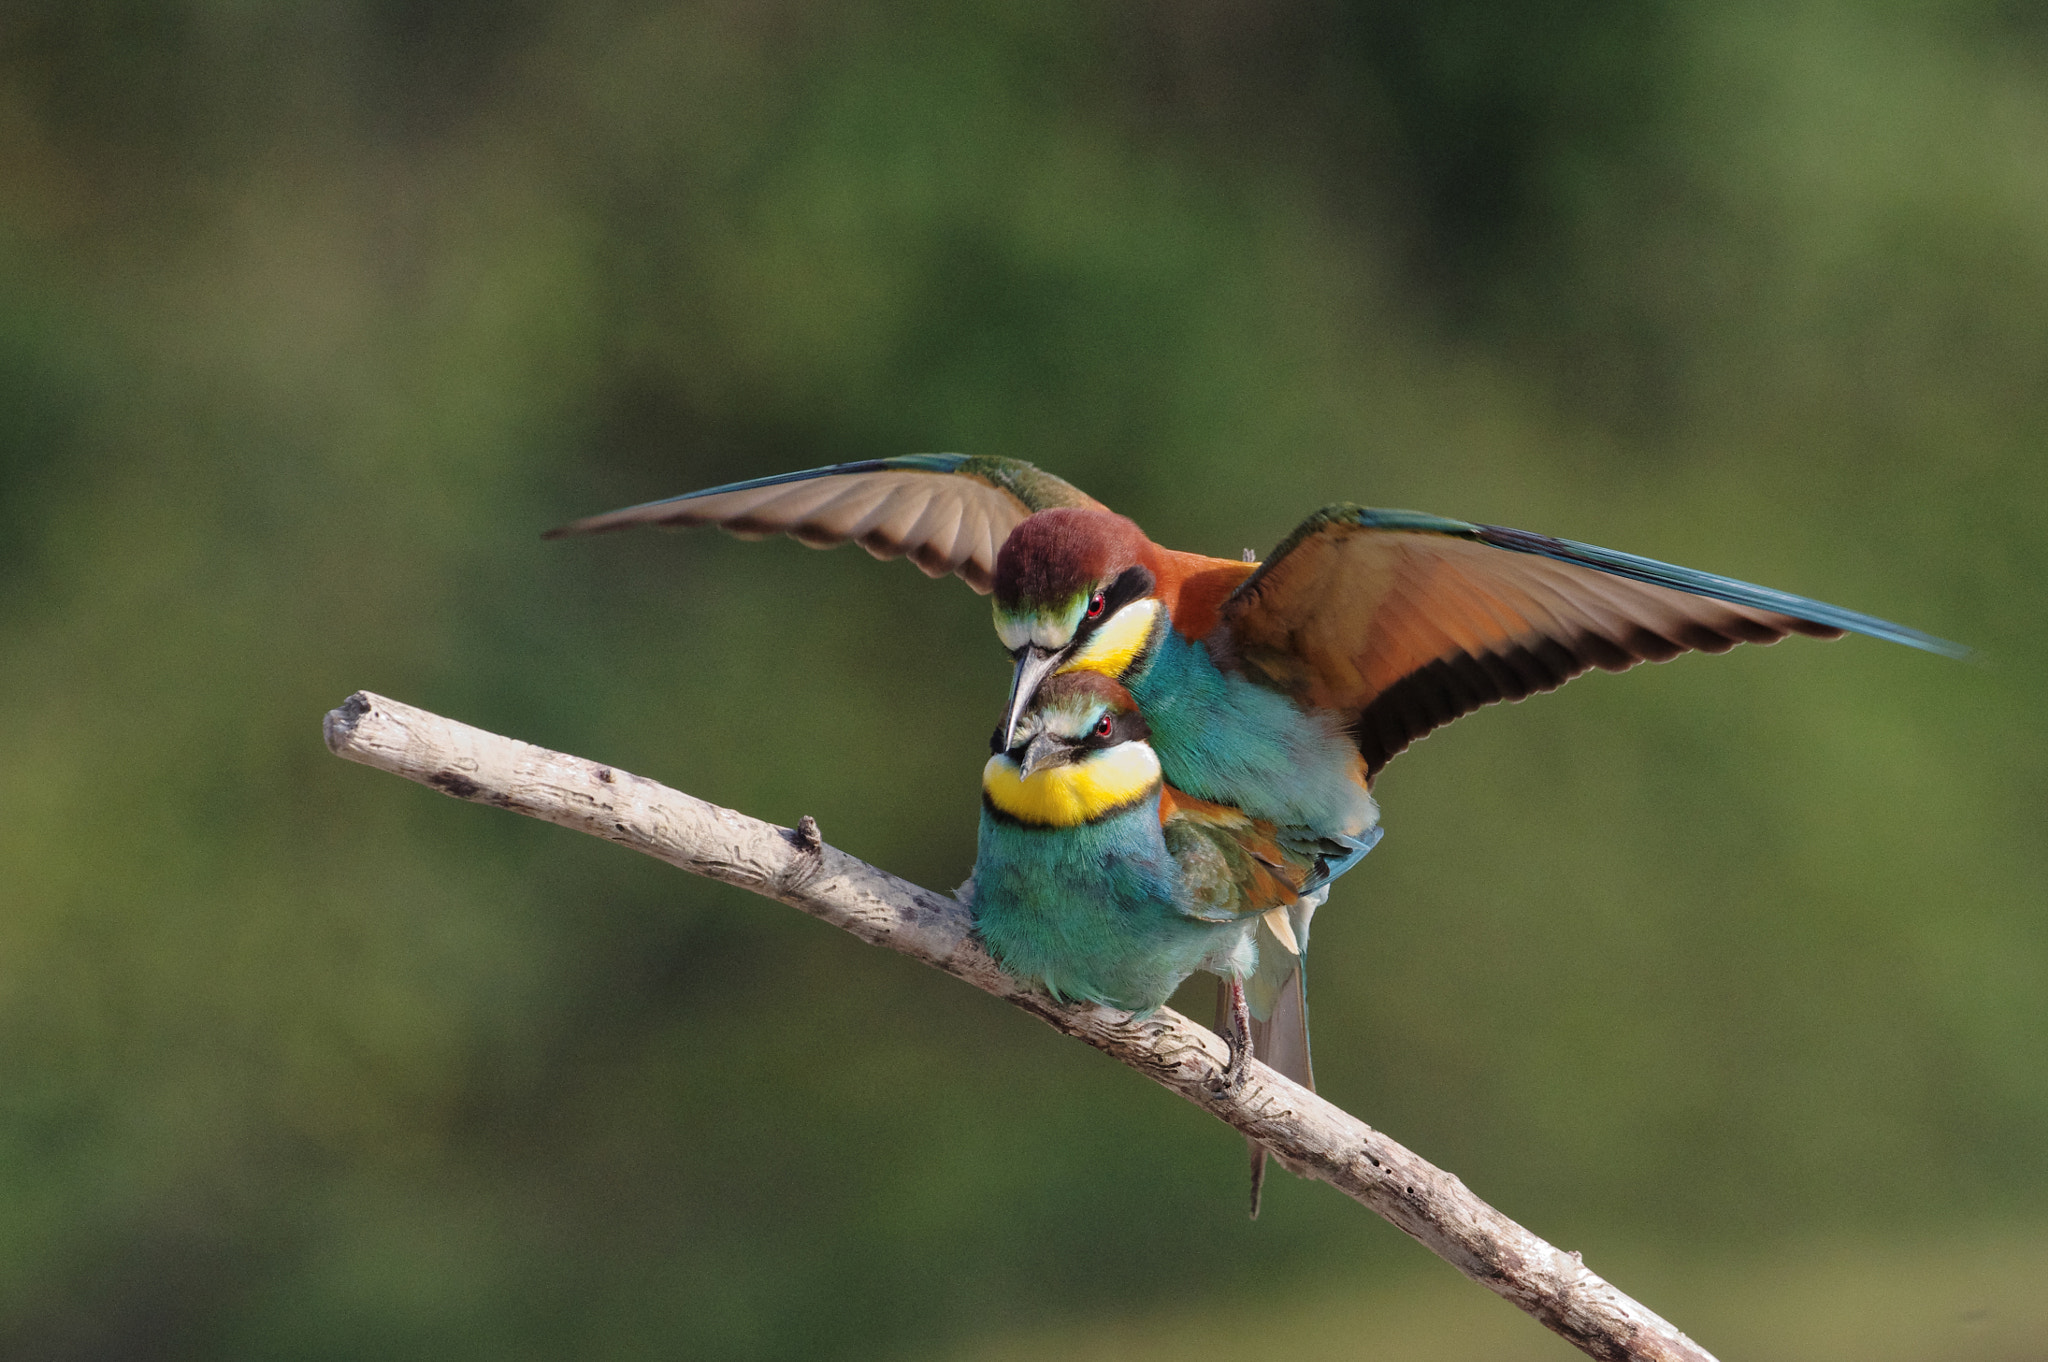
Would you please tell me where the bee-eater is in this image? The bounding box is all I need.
[973,668,1359,1213]
[549,454,1963,885]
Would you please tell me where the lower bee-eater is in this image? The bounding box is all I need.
[971,669,1378,1214]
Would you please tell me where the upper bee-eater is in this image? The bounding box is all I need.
[549,454,1963,884]
[552,455,1960,1212]
[974,668,1357,1213]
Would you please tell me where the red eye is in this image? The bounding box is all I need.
[1093,714,1114,739]
[1085,592,1106,619]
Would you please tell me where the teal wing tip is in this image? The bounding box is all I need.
[1469,522,1970,661]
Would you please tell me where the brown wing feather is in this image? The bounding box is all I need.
[642,472,1018,591]
[1224,519,1837,781]
[545,457,1101,595]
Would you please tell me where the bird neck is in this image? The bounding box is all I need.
[1143,546,1260,641]
[981,743,1162,828]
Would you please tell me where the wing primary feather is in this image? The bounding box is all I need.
[796,480,900,542]
[724,479,879,543]
[544,453,1099,540]
[920,493,982,577]
[904,494,970,577]
[1472,523,1967,658]
[848,484,943,561]
[541,457,964,538]
[544,454,1096,593]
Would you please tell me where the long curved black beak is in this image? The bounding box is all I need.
[1001,646,1065,751]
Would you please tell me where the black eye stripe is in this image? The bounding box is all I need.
[1080,708,1150,749]
[1072,565,1157,643]
[1105,565,1154,613]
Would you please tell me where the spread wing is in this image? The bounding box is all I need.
[544,454,1103,594]
[1223,506,1966,781]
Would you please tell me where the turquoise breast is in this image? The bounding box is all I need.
[972,800,1256,1014]
[1128,627,1380,841]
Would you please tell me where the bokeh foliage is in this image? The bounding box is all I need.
[0,2,2041,1358]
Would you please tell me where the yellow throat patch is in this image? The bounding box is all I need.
[982,743,1162,828]
[1059,598,1161,680]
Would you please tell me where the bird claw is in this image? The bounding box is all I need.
[1217,1041,1250,1093]
[1211,974,1255,1094]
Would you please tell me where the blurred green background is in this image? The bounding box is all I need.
[1,2,2042,1358]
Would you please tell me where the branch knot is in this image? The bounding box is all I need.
[777,814,826,893]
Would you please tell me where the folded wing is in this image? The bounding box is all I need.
[1158,784,1318,922]
[545,454,1103,594]
[1223,506,1965,781]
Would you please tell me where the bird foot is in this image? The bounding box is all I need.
[1212,975,1255,1094]
[1218,1045,1250,1094]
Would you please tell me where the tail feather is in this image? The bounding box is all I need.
[1252,960,1313,1092]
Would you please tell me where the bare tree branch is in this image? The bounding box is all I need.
[323,690,1718,1362]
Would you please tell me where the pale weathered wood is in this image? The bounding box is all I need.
[324,690,1718,1362]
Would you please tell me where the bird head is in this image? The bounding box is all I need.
[992,509,1163,749]
[982,671,1160,828]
